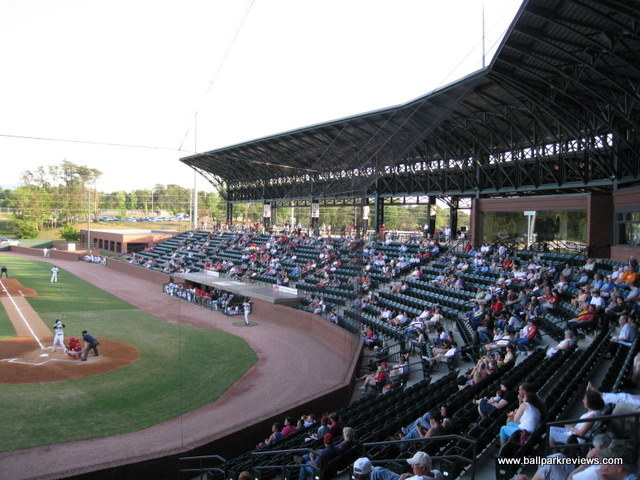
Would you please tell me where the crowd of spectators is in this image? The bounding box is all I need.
[142,226,640,478]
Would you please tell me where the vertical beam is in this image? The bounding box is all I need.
[449,197,459,237]
[586,193,613,258]
[374,194,384,233]
[469,198,481,247]
[226,202,233,226]
[428,196,437,235]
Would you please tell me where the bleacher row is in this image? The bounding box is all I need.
[129,231,638,479]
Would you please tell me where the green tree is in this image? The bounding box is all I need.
[115,191,127,218]
[60,223,81,241]
[8,185,52,231]
[20,161,102,222]
[13,219,39,239]
[127,191,138,211]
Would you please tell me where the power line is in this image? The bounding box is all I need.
[0,133,194,154]
[178,0,256,152]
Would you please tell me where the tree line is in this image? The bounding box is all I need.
[1,161,469,238]
[2,161,226,238]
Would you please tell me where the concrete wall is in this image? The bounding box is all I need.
[10,245,82,261]
[106,258,170,285]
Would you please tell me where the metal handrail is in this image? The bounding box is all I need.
[178,454,226,480]
[251,447,315,480]
[363,434,478,480]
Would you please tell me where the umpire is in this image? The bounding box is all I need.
[80,330,100,361]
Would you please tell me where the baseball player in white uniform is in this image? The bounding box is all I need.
[52,319,66,352]
[50,266,59,283]
[243,300,251,325]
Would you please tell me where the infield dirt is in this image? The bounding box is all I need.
[0,278,139,383]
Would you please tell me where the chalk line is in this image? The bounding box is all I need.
[0,279,45,349]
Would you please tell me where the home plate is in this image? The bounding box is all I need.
[40,354,49,357]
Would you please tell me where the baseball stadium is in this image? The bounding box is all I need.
[1,1,640,479]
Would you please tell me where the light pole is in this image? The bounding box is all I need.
[87,186,92,252]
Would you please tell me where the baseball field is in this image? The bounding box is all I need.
[0,254,258,452]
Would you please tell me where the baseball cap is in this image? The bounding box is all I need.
[323,433,333,443]
[407,451,431,467]
[353,458,373,475]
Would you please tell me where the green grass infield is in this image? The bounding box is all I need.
[0,254,257,452]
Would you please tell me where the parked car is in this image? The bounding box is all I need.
[0,237,19,247]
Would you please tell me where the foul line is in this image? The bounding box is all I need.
[0,279,45,349]
[1,357,68,366]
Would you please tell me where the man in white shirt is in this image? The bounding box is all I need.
[605,315,636,358]
[545,330,576,358]
[589,291,606,308]
[50,266,59,283]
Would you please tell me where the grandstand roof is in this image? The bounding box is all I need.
[182,0,640,201]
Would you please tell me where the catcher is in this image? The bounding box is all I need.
[66,336,82,359]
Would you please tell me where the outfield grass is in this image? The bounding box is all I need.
[0,254,258,451]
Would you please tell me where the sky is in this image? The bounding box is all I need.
[0,0,524,193]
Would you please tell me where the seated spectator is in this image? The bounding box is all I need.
[404,318,425,339]
[589,290,606,309]
[295,433,337,480]
[256,422,283,450]
[548,390,604,446]
[358,365,387,394]
[476,314,494,343]
[389,311,410,327]
[604,295,629,326]
[388,357,410,381]
[567,304,599,336]
[335,426,354,452]
[427,341,458,366]
[399,403,453,444]
[366,451,444,480]
[485,328,514,352]
[515,319,539,353]
[281,416,297,437]
[409,328,427,355]
[299,414,317,429]
[313,298,326,315]
[545,330,576,358]
[475,380,518,418]
[605,314,637,358]
[616,265,638,289]
[408,409,445,441]
[503,344,516,364]
[539,287,560,312]
[498,383,544,448]
[328,412,343,434]
[571,287,591,309]
[461,355,496,388]
[307,415,330,441]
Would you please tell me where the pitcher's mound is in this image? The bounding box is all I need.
[0,278,37,296]
[0,338,139,383]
